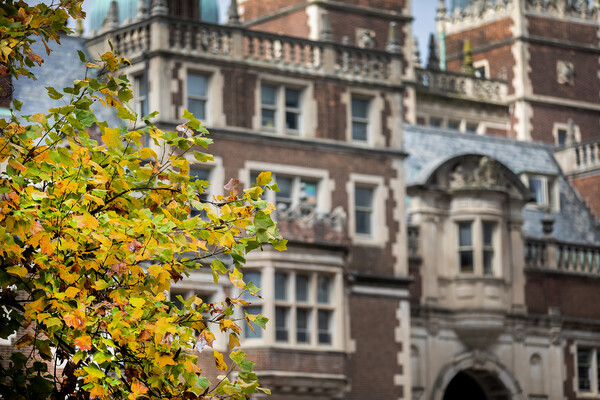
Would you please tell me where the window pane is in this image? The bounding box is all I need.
[261,109,276,128]
[352,121,368,141]
[317,276,331,304]
[356,211,371,235]
[578,348,592,392]
[275,272,288,301]
[188,74,207,97]
[244,305,262,338]
[351,98,368,119]
[483,250,494,276]
[558,129,567,146]
[529,177,544,204]
[261,85,276,105]
[300,180,317,204]
[448,120,460,130]
[429,117,442,128]
[296,308,310,343]
[355,187,372,208]
[458,222,472,247]
[276,177,292,199]
[285,111,299,131]
[295,274,309,302]
[317,310,332,344]
[285,88,300,108]
[483,222,494,246]
[275,306,289,342]
[188,99,206,120]
[459,251,474,273]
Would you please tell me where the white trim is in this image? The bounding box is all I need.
[347,173,388,246]
[345,88,385,147]
[351,285,409,299]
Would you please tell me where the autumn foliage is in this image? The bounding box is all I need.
[0,1,282,399]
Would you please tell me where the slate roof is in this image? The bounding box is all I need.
[404,125,600,245]
[12,34,120,126]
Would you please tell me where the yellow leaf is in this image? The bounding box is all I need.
[6,265,27,278]
[101,127,122,148]
[39,235,54,255]
[64,286,79,298]
[128,380,148,400]
[229,268,244,289]
[228,333,240,350]
[15,333,34,348]
[214,350,228,371]
[74,335,92,351]
[138,147,157,159]
[157,354,175,368]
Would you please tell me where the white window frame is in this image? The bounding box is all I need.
[260,83,304,136]
[454,218,500,277]
[133,74,148,120]
[473,59,490,79]
[576,345,600,396]
[240,266,343,351]
[345,89,384,146]
[522,173,559,211]
[350,96,371,142]
[348,174,388,246]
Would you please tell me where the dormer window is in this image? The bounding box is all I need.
[523,174,558,210]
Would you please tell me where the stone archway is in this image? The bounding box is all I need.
[430,351,524,400]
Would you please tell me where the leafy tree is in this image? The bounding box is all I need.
[0,1,283,399]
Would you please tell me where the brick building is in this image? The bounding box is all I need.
[5,0,600,399]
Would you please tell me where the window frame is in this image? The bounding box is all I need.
[348,174,388,246]
[522,173,558,211]
[240,267,342,350]
[187,72,210,123]
[260,83,304,136]
[351,96,371,142]
[133,74,148,119]
[576,345,600,396]
[455,218,499,277]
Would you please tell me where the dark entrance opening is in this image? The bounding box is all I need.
[443,371,487,400]
[443,369,511,400]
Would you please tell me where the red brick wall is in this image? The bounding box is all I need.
[314,81,347,141]
[240,0,306,22]
[250,9,310,37]
[526,271,600,319]
[570,174,600,220]
[528,45,600,103]
[328,9,406,51]
[527,16,598,45]
[485,127,508,137]
[334,0,406,10]
[445,18,514,59]
[221,67,257,129]
[529,103,600,143]
[347,295,403,400]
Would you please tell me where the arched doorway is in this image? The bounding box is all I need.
[443,369,510,400]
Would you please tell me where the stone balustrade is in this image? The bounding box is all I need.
[555,139,600,175]
[526,238,600,275]
[415,68,507,103]
[87,16,401,86]
[274,205,348,247]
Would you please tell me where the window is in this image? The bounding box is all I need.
[251,172,318,212]
[448,119,461,130]
[465,122,479,133]
[188,73,208,121]
[273,271,334,346]
[242,271,263,339]
[456,220,497,276]
[134,75,148,118]
[577,347,600,394]
[190,167,211,217]
[526,175,556,209]
[429,117,442,128]
[261,84,302,135]
[557,129,567,147]
[354,186,373,235]
[351,97,370,142]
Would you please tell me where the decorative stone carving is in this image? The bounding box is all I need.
[557,60,574,85]
[449,156,504,189]
[549,327,561,346]
[356,28,376,49]
[426,318,440,336]
[513,324,526,342]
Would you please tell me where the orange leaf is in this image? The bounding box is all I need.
[214,350,228,371]
[15,333,34,348]
[74,335,92,351]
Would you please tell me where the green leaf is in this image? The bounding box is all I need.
[77,50,87,63]
[45,86,63,100]
[193,151,214,163]
[116,105,135,120]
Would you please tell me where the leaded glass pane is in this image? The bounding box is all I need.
[275,272,288,301]
[296,308,310,343]
[351,98,368,119]
[275,306,289,342]
[317,276,331,304]
[317,310,332,344]
[295,274,309,302]
[458,222,472,246]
